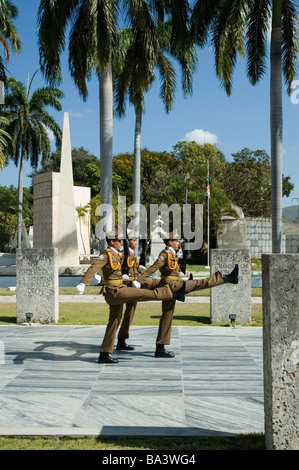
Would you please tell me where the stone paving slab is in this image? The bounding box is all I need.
[0,325,264,437]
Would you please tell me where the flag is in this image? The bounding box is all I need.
[206,171,211,199]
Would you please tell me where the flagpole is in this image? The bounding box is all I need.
[206,163,210,269]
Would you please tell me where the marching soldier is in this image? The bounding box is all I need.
[76,231,184,364]
[116,233,146,352]
[137,231,239,358]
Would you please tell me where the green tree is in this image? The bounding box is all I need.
[223,148,294,218]
[35,146,101,197]
[171,141,231,250]
[191,0,299,253]
[113,149,176,206]
[76,204,89,255]
[0,185,32,251]
[3,73,63,247]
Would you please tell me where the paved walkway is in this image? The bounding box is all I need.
[0,324,264,437]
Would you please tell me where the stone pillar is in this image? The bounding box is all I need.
[262,254,299,450]
[210,249,251,324]
[16,248,58,324]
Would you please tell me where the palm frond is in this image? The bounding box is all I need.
[281,0,299,94]
[246,0,272,85]
[191,0,220,47]
[0,0,22,54]
[68,0,96,99]
[212,0,249,95]
[37,0,80,84]
[29,86,64,112]
[95,0,116,68]
[156,53,175,113]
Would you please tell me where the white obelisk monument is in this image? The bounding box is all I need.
[55,112,79,266]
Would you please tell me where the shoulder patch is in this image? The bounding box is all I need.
[98,255,104,260]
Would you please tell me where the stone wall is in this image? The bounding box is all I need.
[218,217,299,257]
[262,254,299,450]
[285,234,299,254]
[245,218,274,257]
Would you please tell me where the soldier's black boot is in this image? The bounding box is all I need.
[223,264,239,284]
[172,281,186,302]
[98,352,119,364]
[116,338,135,351]
[155,344,175,358]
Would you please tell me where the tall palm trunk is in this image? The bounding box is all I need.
[99,64,113,248]
[17,147,25,249]
[133,107,142,242]
[271,1,283,253]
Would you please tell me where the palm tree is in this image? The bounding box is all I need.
[114,21,197,240]
[0,0,22,82]
[37,0,191,246]
[114,25,174,239]
[38,0,123,247]
[191,0,298,253]
[76,204,90,255]
[0,1,21,169]
[3,72,64,248]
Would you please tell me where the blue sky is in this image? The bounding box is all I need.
[0,0,298,209]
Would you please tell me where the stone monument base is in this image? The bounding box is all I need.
[16,248,58,324]
[210,249,251,324]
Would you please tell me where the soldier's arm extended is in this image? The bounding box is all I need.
[137,252,166,283]
[79,253,108,288]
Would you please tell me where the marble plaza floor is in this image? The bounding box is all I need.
[0,325,264,438]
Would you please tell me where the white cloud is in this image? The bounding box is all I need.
[43,124,55,141]
[68,109,83,118]
[47,129,55,141]
[181,129,219,145]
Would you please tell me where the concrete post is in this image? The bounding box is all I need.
[210,249,251,324]
[16,248,59,324]
[262,254,299,450]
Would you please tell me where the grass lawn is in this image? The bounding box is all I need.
[0,433,265,450]
[0,301,262,326]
